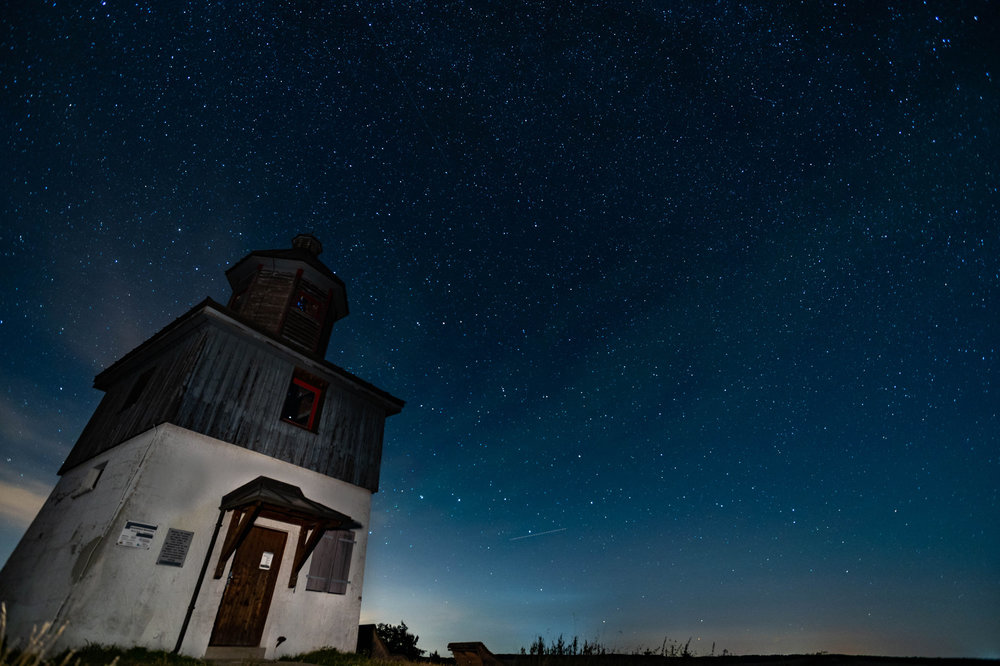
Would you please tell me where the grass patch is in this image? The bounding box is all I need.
[58,646,206,666]
[278,648,421,666]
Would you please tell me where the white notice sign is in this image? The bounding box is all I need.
[117,521,157,549]
[259,551,274,570]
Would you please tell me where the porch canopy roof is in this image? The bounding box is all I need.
[219,475,362,530]
[214,475,361,587]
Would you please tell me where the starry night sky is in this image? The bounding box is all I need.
[2,1,998,659]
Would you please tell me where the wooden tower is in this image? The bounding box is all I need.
[0,235,403,660]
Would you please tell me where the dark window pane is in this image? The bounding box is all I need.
[281,377,322,430]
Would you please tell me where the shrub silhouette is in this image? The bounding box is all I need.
[376,621,425,661]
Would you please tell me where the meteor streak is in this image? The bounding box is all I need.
[509,528,567,541]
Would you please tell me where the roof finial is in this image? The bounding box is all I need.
[292,234,323,256]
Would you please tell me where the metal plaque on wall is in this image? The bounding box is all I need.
[156,528,195,566]
[117,521,157,549]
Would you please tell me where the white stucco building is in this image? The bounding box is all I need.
[0,235,403,660]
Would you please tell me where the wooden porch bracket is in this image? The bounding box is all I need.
[213,503,262,579]
[288,522,328,588]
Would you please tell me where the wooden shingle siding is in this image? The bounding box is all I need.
[62,330,208,472]
[60,306,398,492]
[238,270,296,338]
[174,324,388,490]
[281,307,322,352]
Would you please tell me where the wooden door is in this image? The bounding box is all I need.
[209,526,287,646]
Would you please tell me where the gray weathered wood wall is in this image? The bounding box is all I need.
[61,312,394,492]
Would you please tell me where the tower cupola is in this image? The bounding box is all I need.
[225,234,348,355]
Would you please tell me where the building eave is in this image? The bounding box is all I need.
[225,248,346,289]
[94,299,404,415]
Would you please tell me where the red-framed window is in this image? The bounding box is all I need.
[280,369,326,432]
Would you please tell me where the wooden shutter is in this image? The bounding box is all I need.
[305,532,336,591]
[327,531,355,594]
[305,530,355,594]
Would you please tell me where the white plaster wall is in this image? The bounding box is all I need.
[0,428,160,643]
[0,424,373,659]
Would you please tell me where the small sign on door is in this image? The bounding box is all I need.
[259,551,274,570]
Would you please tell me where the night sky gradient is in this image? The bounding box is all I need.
[2,1,998,659]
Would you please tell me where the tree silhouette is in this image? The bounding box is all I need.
[377,621,425,660]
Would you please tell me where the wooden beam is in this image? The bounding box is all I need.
[288,523,311,588]
[288,522,327,588]
[212,503,262,579]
